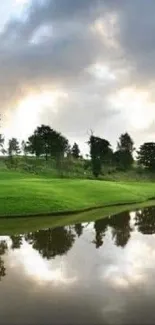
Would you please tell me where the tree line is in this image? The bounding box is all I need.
[0,124,155,177]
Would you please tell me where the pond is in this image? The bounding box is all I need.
[1,205,155,324]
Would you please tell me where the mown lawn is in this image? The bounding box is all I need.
[0,170,155,217]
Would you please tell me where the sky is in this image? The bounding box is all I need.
[1,0,155,153]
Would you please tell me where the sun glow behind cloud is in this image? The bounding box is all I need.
[3,90,68,140]
[92,13,119,49]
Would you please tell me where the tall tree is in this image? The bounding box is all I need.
[71,143,80,159]
[117,133,134,153]
[0,134,4,153]
[88,135,111,177]
[137,142,155,171]
[8,138,20,156]
[27,134,43,158]
[21,140,28,156]
[114,133,134,170]
[113,149,133,170]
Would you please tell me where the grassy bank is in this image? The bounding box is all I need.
[0,200,155,235]
[0,170,155,217]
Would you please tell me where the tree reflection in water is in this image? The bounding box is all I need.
[25,226,76,259]
[11,235,23,250]
[93,211,132,248]
[135,206,155,234]
[109,211,132,247]
[0,240,8,281]
[93,218,108,248]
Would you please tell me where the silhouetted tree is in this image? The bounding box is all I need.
[71,143,80,159]
[27,134,43,158]
[25,226,75,259]
[114,133,134,170]
[113,150,133,170]
[21,140,28,156]
[0,134,4,153]
[117,133,134,153]
[8,138,20,156]
[137,142,155,171]
[27,125,69,161]
[88,135,111,177]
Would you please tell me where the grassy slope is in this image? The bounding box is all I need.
[0,170,155,217]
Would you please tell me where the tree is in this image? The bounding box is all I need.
[113,149,133,170]
[27,125,52,160]
[21,140,28,156]
[137,142,155,171]
[0,134,4,153]
[27,134,43,158]
[114,133,134,170]
[71,143,80,159]
[1,148,7,156]
[117,133,134,153]
[27,125,69,161]
[88,135,111,177]
[8,138,20,156]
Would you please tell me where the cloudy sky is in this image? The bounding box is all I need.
[1,0,155,153]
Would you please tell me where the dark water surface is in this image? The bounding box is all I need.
[1,206,155,324]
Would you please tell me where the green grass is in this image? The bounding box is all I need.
[0,200,155,235]
[0,170,155,217]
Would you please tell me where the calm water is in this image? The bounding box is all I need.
[1,207,155,324]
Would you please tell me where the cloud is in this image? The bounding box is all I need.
[0,0,155,149]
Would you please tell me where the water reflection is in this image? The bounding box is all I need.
[11,235,23,249]
[74,223,84,237]
[109,211,132,247]
[0,240,7,280]
[93,218,108,248]
[1,206,155,324]
[25,226,76,259]
[135,206,155,234]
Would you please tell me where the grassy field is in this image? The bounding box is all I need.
[0,169,155,217]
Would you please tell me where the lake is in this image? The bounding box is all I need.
[0,205,155,324]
